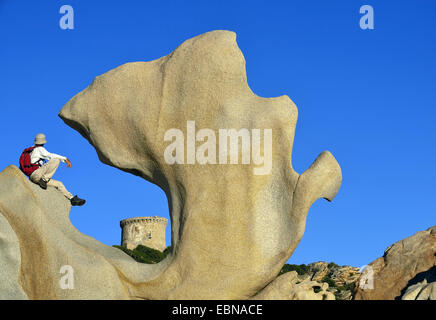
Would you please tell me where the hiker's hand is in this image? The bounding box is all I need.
[66,158,72,168]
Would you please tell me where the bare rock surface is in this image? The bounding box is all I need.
[0,165,168,299]
[0,208,27,299]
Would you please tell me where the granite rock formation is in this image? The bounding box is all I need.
[0,30,342,299]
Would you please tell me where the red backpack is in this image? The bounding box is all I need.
[19,146,40,177]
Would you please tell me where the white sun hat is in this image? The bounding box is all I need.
[34,133,47,145]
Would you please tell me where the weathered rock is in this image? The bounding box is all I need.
[401,280,427,300]
[0,210,27,299]
[414,282,436,300]
[354,226,436,300]
[57,30,341,299]
[252,271,335,300]
[0,165,162,299]
[402,279,436,300]
[0,30,341,299]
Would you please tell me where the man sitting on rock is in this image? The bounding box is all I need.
[26,133,86,206]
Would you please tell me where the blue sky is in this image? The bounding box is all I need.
[0,0,435,267]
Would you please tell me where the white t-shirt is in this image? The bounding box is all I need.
[30,146,67,166]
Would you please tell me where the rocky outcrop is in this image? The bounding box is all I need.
[252,271,335,300]
[309,262,329,282]
[0,30,342,299]
[330,265,360,287]
[306,262,360,287]
[355,226,436,300]
[275,262,361,300]
[0,165,150,299]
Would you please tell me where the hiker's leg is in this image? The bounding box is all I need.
[30,158,61,183]
[30,168,43,183]
[39,158,61,181]
[47,179,73,200]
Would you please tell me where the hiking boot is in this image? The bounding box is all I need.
[38,179,47,190]
[70,195,86,206]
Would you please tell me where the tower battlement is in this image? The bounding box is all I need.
[120,216,168,251]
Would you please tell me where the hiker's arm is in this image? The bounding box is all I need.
[40,147,67,163]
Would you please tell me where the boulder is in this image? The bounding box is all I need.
[354,226,436,300]
[0,30,342,299]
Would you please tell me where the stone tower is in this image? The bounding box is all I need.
[120,216,168,251]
